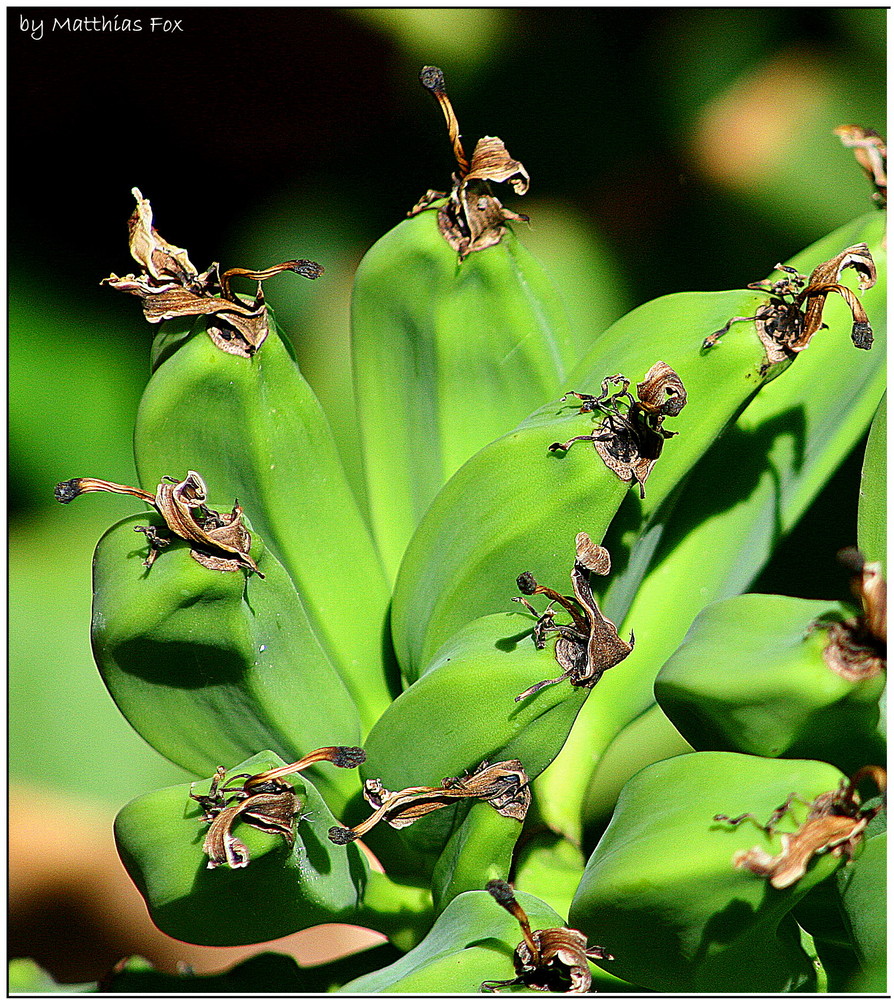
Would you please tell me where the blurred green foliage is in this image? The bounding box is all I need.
[8,6,884,822]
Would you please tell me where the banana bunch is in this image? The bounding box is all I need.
[532,211,885,840]
[569,753,873,992]
[351,66,577,579]
[393,212,884,682]
[105,189,394,733]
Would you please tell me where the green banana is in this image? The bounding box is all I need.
[361,611,588,856]
[653,593,886,773]
[105,188,392,732]
[837,829,887,990]
[429,800,521,914]
[351,68,577,579]
[89,511,362,809]
[569,752,857,992]
[858,392,886,569]
[581,702,693,829]
[511,831,587,921]
[534,211,885,840]
[340,888,626,994]
[114,751,369,946]
[134,318,393,733]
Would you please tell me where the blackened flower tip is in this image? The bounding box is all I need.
[486,878,516,906]
[332,746,366,769]
[328,826,357,845]
[517,572,537,595]
[851,321,873,350]
[420,65,446,94]
[54,479,84,504]
[289,260,324,280]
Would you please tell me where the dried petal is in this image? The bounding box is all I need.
[202,789,298,869]
[327,760,530,843]
[105,190,322,356]
[551,363,686,497]
[482,879,611,993]
[127,187,199,283]
[515,535,633,701]
[834,125,887,205]
[56,470,263,576]
[417,66,529,257]
[465,136,530,195]
[717,766,886,889]
[635,361,688,418]
[821,548,886,680]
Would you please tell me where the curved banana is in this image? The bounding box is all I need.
[351,67,576,579]
[90,512,363,810]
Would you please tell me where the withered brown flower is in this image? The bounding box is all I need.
[704,244,877,361]
[327,759,531,845]
[820,547,886,681]
[103,188,323,357]
[191,746,365,869]
[714,765,886,889]
[834,125,887,207]
[54,470,262,576]
[481,879,613,993]
[549,362,687,497]
[513,532,634,702]
[410,66,530,258]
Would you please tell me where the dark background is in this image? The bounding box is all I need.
[8,6,885,983]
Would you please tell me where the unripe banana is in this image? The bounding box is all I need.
[654,593,885,773]
[569,753,853,992]
[351,68,576,579]
[361,611,588,859]
[114,751,368,946]
[90,512,362,810]
[340,887,624,994]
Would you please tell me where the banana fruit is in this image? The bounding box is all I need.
[351,67,576,579]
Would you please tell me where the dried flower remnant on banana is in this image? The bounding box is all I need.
[819,547,886,681]
[191,746,366,869]
[327,759,531,845]
[834,125,887,207]
[481,879,612,993]
[513,532,634,702]
[54,470,262,576]
[410,66,530,258]
[703,244,877,361]
[549,362,687,497]
[103,188,323,357]
[714,765,886,889]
